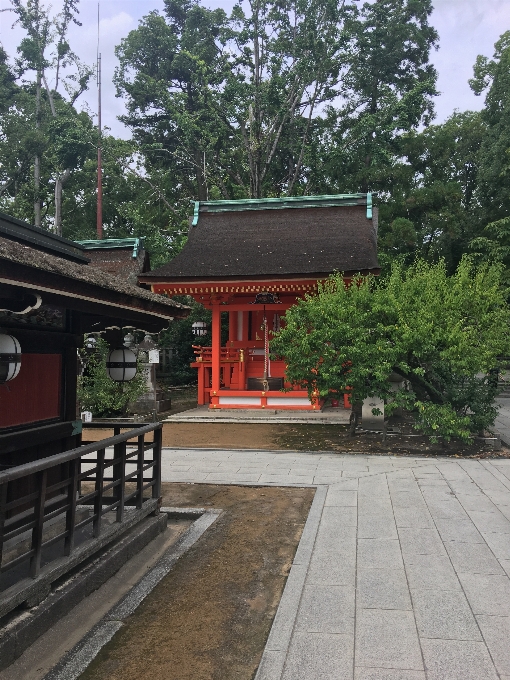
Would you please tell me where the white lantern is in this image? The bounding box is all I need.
[0,334,21,383]
[192,321,208,336]
[106,348,137,382]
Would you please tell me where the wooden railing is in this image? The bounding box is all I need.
[192,345,241,362]
[0,423,162,585]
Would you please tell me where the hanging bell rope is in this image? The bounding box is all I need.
[262,311,269,392]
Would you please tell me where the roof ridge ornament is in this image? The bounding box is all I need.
[190,193,373,225]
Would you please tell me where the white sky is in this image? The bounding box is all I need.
[0,0,509,138]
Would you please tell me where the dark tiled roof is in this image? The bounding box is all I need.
[0,236,188,317]
[144,202,379,281]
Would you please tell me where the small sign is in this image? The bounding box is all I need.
[81,411,92,423]
[148,349,160,364]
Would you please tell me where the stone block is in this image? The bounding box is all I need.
[320,505,358,528]
[433,518,484,544]
[357,539,404,570]
[325,488,358,507]
[456,494,498,513]
[282,632,354,680]
[412,588,481,641]
[356,609,423,670]
[458,573,510,616]
[393,506,434,529]
[403,553,461,591]
[420,639,498,680]
[476,615,510,676]
[445,541,505,575]
[480,531,510,560]
[307,551,356,586]
[466,509,510,534]
[357,517,398,540]
[295,585,355,634]
[355,670,425,680]
[265,565,307,651]
[255,650,286,680]
[357,568,411,610]
[397,528,446,556]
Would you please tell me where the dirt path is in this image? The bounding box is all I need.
[78,484,315,680]
[84,421,508,457]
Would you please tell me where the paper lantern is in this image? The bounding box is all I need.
[106,348,137,382]
[0,333,21,384]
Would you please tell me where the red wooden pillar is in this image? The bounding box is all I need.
[197,364,205,405]
[211,301,221,408]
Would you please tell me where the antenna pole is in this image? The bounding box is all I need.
[96,4,103,239]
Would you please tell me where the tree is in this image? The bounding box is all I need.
[378,111,485,273]
[2,0,93,231]
[271,259,510,441]
[470,31,510,226]
[114,0,355,201]
[469,32,510,279]
[309,0,438,195]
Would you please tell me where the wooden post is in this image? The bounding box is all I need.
[64,458,79,556]
[93,448,105,538]
[30,470,47,578]
[152,426,162,502]
[197,364,205,405]
[0,483,8,568]
[211,302,221,407]
[136,434,144,509]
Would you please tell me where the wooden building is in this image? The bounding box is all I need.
[0,212,187,446]
[140,194,379,410]
[0,212,188,623]
[76,237,150,285]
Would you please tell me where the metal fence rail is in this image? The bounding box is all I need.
[0,423,162,583]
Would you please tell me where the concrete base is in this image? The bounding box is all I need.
[164,405,351,425]
[0,512,167,671]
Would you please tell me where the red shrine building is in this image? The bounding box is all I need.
[140,194,379,410]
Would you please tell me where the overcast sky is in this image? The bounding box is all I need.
[1,0,509,138]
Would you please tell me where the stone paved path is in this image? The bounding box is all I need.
[161,449,510,679]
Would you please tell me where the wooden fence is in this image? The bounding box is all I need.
[0,423,162,587]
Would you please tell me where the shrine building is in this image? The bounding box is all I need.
[140,194,379,410]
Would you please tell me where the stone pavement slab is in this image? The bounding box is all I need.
[160,448,510,679]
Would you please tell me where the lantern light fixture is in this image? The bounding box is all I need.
[0,333,21,384]
[106,348,137,382]
[191,321,208,336]
[123,332,135,348]
[136,333,157,351]
[84,335,98,350]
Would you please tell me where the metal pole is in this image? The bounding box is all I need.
[96,4,103,239]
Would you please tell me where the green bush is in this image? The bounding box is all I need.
[272,258,510,442]
[78,338,147,417]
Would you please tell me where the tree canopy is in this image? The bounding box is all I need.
[271,259,510,441]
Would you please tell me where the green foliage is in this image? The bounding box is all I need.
[468,33,510,275]
[78,338,147,418]
[272,259,510,442]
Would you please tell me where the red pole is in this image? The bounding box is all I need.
[211,302,221,407]
[96,51,103,240]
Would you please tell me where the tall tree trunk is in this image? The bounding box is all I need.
[194,149,208,201]
[54,168,71,236]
